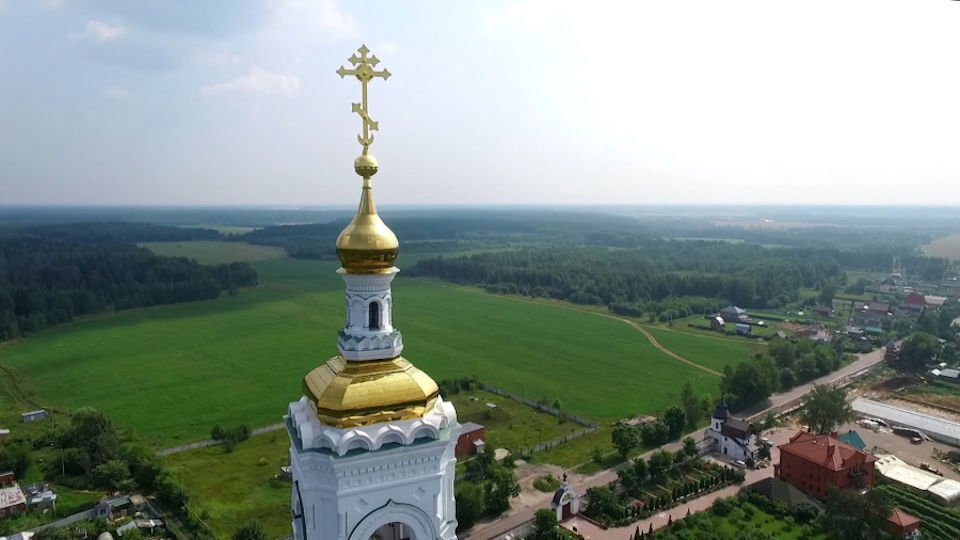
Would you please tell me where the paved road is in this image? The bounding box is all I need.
[464,345,889,540]
[741,344,888,420]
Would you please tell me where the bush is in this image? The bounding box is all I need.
[711,497,734,516]
[533,475,562,493]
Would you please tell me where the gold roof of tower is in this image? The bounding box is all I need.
[303,356,439,428]
[335,154,399,274]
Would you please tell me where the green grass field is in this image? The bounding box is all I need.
[448,389,579,452]
[138,241,285,264]
[164,432,291,539]
[640,326,760,373]
[711,502,819,539]
[0,245,721,448]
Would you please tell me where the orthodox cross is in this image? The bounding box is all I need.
[336,44,391,152]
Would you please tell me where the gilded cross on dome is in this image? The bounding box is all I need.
[336,44,391,152]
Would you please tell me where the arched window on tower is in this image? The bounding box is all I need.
[368,301,381,330]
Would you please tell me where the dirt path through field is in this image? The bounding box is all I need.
[414,279,723,377]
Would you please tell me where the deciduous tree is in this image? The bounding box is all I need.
[800,385,853,435]
[900,332,941,372]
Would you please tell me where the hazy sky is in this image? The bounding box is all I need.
[2,1,959,207]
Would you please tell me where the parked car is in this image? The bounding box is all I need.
[732,460,747,469]
[911,436,923,445]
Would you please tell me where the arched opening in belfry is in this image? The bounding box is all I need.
[370,522,414,540]
[368,301,381,330]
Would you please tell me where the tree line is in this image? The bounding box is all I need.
[410,242,844,314]
[16,221,224,243]
[0,236,257,340]
[722,339,848,412]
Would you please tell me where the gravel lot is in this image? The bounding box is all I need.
[835,420,960,481]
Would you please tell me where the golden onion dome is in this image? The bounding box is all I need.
[336,153,399,274]
[303,356,440,428]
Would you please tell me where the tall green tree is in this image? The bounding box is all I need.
[533,509,559,540]
[799,385,853,435]
[823,487,892,540]
[484,464,520,515]
[724,360,776,411]
[680,382,702,428]
[900,332,941,372]
[648,451,673,480]
[818,281,838,306]
[0,441,31,480]
[612,424,639,458]
[455,482,485,531]
[682,437,699,459]
[663,406,686,439]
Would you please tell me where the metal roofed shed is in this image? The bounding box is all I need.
[851,397,960,447]
[875,455,941,491]
[875,454,960,505]
[929,478,960,505]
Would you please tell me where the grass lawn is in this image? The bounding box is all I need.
[138,241,286,264]
[164,431,291,539]
[640,326,760,373]
[712,502,817,539]
[0,251,719,449]
[448,389,579,453]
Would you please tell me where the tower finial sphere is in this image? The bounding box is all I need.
[354,153,379,177]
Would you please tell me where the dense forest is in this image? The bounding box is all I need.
[0,236,257,340]
[409,242,844,315]
[236,211,654,258]
[236,213,952,283]
[17,221,224,243]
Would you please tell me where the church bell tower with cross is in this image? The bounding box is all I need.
[285,45,460,540]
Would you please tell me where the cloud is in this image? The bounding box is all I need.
[483,0,553,33]
[201,67,301,97]
[264,0,356,42]
[103,86,130,100]
[72,20,127,43]
[195,48,240,67]
[375,41,398,55]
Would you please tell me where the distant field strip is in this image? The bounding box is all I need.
[139,241,286,264]
[923,234,960,260]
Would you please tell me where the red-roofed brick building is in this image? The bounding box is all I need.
[775,431,876,500]
[886,508,921,538]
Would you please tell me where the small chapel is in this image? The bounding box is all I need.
[284,45,460,540]
[706,399,757,462]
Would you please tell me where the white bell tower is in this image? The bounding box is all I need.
[285,44,459,540]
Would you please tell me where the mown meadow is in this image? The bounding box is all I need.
[0,242,728,448]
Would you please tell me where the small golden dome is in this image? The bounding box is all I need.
[303,356,440,428]
[336,153,398,274]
